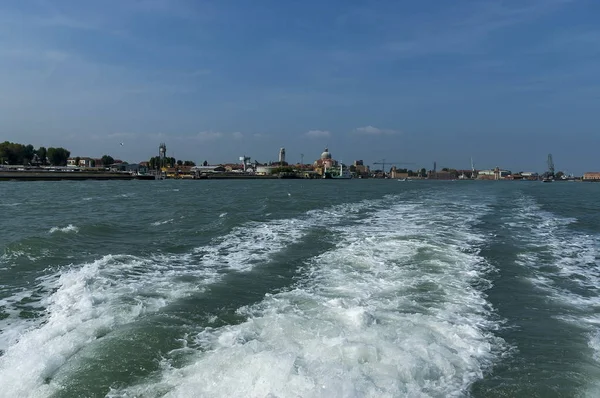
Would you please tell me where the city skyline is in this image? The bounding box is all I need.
[1,0,599,174]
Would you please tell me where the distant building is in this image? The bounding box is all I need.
[191,165,226,176]
[353,163,370,178]
[583,172,600,181]
[80,157,95,168]
[67,157,96,168]
[429,171,454,180]
[256,165,277,175]
[313,148,336,170]
[477,169,511,180]
[278,148,286,164]
[110,163,147,173]
[456,170,475,179]
[390,167,409,179]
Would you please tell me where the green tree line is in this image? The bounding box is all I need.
[0,141,70,166]
[148,157,195,169]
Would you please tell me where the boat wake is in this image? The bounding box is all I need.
[112,195,504,397]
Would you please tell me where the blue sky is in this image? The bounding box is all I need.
[1,0,598,173]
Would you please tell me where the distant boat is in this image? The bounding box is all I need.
[542,177,553,183]
[398,178,408,181]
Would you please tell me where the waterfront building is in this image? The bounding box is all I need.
[313,148,336,169]
[256,165,277,175]
[429,170,454,180]
[477,169,511,180]
[583,172,600,181]
[390,167,409,179]
[312,148,339,176]
[67,157,96,168]
[110,163,148,174]
[353,162,370,178]
[191,165,226,175]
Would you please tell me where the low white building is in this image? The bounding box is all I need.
[255,166,277,175]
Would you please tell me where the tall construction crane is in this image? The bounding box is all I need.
[373,159,415,176]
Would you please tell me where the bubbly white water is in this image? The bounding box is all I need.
[113,197,503,397]
[48,224,79,234]
[151,218,174,226]
[0,200,377,397]
[510,196,600,385]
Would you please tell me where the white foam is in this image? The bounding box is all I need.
[151,219,174,226]
[0,199,379,397]
[513,197,600,305]
[0,255,201,397]
[48,224,79,234]
[0,287,49,353]
[509,196,600,385]
[115,197,503,397]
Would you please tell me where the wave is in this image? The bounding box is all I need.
[113,195,504,397]
[0,203,21,207]
[151,219,174,226]
[508,196,600,389]
[0,198,381,397]
[48,225,79,234]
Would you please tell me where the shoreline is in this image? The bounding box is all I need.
[0,171,593,182]
[0,171,135,181]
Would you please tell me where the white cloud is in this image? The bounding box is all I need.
[354,126,399,135]
[305,129,331,138]
[232,131,243,139]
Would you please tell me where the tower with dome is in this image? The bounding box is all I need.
[313,147,337,171]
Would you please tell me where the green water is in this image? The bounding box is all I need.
[1,180,599,397]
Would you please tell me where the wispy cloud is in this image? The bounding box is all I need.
[232,132,243,139]
[354,126,399,135]
[305,130,331,138]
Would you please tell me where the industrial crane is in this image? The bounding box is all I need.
[372,159,415,176]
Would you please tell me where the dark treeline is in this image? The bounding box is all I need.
[0,141,70,166]
[148,157,195,169]
[2,141,200,169]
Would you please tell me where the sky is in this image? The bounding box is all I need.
[1,0,599,174]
